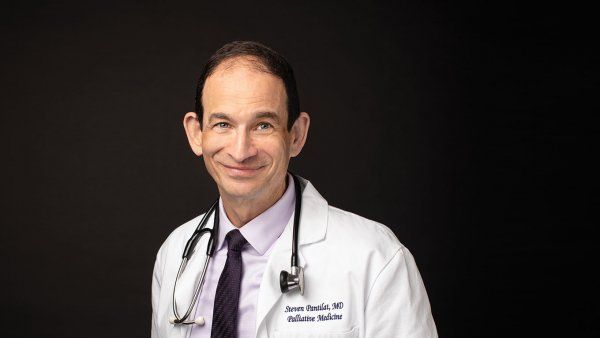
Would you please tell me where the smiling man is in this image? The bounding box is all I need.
[186,56,307,227]
[151,41,437,338]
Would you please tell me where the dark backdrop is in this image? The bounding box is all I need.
[1,1,596,337]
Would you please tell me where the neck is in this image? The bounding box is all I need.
[220,177,288,228]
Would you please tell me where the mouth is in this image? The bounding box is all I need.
[220,163,265,178]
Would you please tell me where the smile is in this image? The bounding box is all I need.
[220,163,265,178]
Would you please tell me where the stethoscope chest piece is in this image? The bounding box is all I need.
[279,265,304,295]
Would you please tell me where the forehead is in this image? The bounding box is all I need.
[202,58,287,116]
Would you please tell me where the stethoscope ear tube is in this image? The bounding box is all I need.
[206,205,219,256]
[291,173,302,267]
[182,200,219,259]
[172,198,219,325]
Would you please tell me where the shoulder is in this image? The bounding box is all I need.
[318,205,406,277]
[326,205,403,253]
[301,204,415,297]
[154,213,205,264]
[328,206,402,245]
[300,177,405,268]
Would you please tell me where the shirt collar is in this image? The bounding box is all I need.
[216,173,295,255]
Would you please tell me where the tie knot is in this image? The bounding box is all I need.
[225,229,247,252]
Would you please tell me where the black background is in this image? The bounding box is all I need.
[1,1,596,337]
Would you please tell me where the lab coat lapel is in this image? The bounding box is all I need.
[255,177,329,334]
[172,212,216,319]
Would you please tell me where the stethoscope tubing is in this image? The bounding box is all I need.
[290,173,302,268]
[171,200,219,324]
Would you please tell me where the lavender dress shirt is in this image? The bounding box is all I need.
[190,174,295,338]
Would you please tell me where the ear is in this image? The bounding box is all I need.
[289,112,310,157]
[183,112,203,156]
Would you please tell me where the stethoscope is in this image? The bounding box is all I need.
[169,173,305,325]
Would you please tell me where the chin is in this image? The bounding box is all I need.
[219,180,263,199]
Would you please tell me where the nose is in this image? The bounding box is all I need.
[228,129,258,162]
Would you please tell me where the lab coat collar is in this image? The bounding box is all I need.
[296,175,328,247]
[255,175,328,334]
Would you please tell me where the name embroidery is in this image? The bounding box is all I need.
[284,302,344,322]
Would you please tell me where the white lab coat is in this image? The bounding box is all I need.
[152,177,437,338]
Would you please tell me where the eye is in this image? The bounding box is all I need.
[256,122,272,130]
[214,122,230,129]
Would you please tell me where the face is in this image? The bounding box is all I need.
[189,59,306,202]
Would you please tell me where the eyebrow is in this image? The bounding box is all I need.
[255,111,281,123]
[207,112,231,124]
[207,111,281,124]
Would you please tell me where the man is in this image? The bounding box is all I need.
[152,41,437,338]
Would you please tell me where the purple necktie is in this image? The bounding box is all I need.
[211,229,248,338]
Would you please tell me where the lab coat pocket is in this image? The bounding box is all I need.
[272,326,358,338]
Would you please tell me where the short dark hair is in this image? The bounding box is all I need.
[195,41,300,130]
